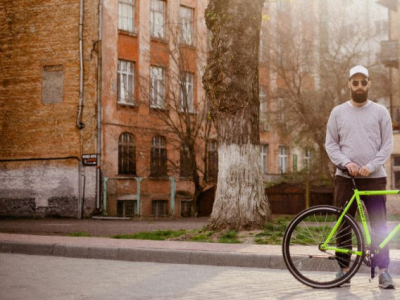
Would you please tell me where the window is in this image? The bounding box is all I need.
[150,66,166,109]
[118,0,135,33]
[180,144,191,177]
[118,133,136,175]
[304,149,312,170]
[181,199,193,217]
[152,200,168,217]
[118,60,135,105]
[42,65,64,104]
[293,154,298,173]
[259,86,269,131]
[393,156,400,189]
[261,144,268,174]
[180,72,194,112]
[279,146,289,174]
[117,200,137,217]
[207,140,218,180]
[151,0,166,39]
[179,6,194,45]
[151,135,167,177]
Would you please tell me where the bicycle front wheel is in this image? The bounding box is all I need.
[282,206,364,289]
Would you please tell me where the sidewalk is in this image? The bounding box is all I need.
[0,233,285,269]
[1,218,400,275]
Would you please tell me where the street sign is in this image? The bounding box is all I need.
[82,154,97,166]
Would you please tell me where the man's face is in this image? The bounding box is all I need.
[348,74,371,104]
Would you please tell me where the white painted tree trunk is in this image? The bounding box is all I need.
[209,143,270,230]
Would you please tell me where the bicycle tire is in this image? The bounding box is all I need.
[282,205,364,289]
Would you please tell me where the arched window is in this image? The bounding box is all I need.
[151,135,167,177]
[118,132,136,175]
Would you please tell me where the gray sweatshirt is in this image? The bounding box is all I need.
[325,100,393,178]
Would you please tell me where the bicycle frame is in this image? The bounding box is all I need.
[320,188,400,256]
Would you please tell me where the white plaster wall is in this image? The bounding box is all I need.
[0,160,96,217]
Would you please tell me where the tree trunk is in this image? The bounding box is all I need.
[203,0,271,230]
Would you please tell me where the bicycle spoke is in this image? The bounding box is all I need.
[282,206,364,288]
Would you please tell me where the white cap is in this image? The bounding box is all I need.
[349,65,369,79]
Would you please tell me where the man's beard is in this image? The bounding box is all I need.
[351,88,368,103]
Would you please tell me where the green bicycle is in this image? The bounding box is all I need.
[282,166,400,289]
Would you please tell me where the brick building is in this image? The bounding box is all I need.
[0,0,100,217]
[100,0,212,217]
[4,0,372,218]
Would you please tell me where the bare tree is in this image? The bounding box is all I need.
[203,0,271,230]
[267,9,387,184]
[138,24,215,216]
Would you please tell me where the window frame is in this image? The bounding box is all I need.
[179,6,194,46]
[180,72,194,113]
[151,135,167,177]
[117,60,135,105]
[118,132,136,175]
[261,144,268,174]
[150,0,166,40]
[118,0,136,34]
[278,146,289,174]
[150,66,166,109]
[304,148,312,171]
[152,200,168,217]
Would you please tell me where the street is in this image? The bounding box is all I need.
[0,254,398,300]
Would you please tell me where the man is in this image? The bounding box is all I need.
[325,65,395,289]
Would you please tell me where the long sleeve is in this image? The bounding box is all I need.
[365,108,393,173]
[325,101,392,178]
[325,108,351,168]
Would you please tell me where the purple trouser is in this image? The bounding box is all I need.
[335,176,390,270]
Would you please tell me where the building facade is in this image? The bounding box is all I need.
[100,0,212,217]
[0,0,100,217]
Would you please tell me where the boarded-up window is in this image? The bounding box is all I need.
[42,65,64,104]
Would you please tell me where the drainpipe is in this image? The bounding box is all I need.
[76,0,85,130]
[96,0,103,209]
[102,176,109,215]
[136,177,143,215]
[169,177,176,216]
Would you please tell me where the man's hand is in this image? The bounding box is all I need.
[345,162,360,176]
[358,166,371,177]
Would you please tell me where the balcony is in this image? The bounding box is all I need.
[380,40,399,68]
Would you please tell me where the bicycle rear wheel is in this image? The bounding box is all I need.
[282,206,364,289]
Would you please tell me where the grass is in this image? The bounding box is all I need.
[112,230,186,240]
[218,231,240,243]
[254,218,290,245]
[68,214,400,248]
[67,231,91,237]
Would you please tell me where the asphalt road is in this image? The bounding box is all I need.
[1,253,398,300]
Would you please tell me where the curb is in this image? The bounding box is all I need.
[2,241,400,275]
[0,241,285,269]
